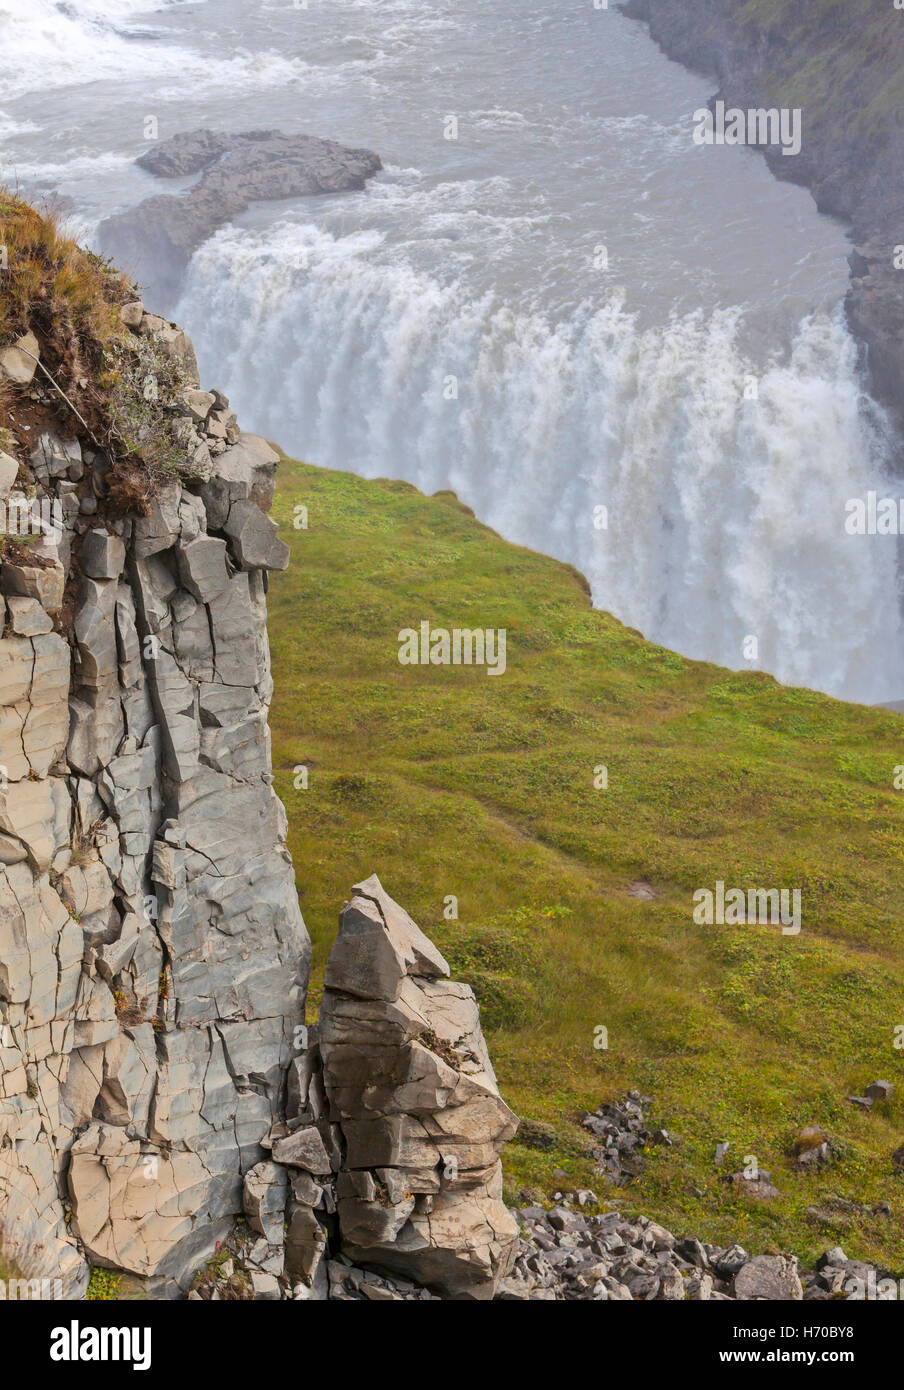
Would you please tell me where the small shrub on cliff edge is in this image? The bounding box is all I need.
[103,332,193,497]
[0,192,202,507]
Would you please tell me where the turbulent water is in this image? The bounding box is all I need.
[1,0,902,701]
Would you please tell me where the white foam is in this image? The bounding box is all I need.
[3,151,133,181]
[0,0,333,104]
[0,110,41,139]
[0,0,200,98]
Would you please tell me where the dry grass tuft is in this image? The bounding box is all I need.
[0,193,198,506]
[0,191,136,456]
[0,192,128,365]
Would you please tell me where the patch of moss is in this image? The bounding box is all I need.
[86,1268,122,1301]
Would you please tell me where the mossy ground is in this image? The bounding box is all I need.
[86,1268,123,1301]
[268,454,904,1273]
[718,1,904,136]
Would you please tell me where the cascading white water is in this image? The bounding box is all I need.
[0,0,202,101]
[2,0,903,702]
[180,216,902,702]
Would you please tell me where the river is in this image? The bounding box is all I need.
[1,0,901,701]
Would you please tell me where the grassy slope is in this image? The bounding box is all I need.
[268,455,904,1271]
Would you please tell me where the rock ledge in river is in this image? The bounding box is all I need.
[99,128,382,308]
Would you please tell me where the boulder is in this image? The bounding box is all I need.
[5,596,52,637]
[120,300,144,330]
[0,331,40,386]
[324,875,449,1002]
[132,483,182,559]
[0,451,18,498]
[200,434,281,529]
[285,1203,328,1286]
[222,501,290,572]
[99,130,382,307]
[243,1161,288,1244]
[733,1254,803,1301]
[175,534,229,603]
[249,1271,281,1300]
[271,1126,331,1175]
[79,529,126,581]
[182,389,215,423]
[725,1169,780,1200]
[0,556,65,617]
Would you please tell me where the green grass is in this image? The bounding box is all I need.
[268,454,904,1272]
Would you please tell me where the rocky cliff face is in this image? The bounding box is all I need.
[0,302,517,1299]
[0,303,310,1296]
[623,0,904,427]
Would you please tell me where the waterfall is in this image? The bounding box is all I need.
[180,215,903,703]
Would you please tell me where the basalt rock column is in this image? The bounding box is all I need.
[0,306,310,1294]
[318,875,519,1299]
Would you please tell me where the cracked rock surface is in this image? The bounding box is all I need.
[210,877,521,1302]
[316,874,520,1299]
[0,307,309,1295]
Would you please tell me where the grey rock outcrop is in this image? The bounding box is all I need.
[222,878,521,1301]
[0,308,310,1295]
[99,129,382,309]
[317,874,520,1299]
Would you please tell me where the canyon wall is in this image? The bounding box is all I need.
[623,0,904,424]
